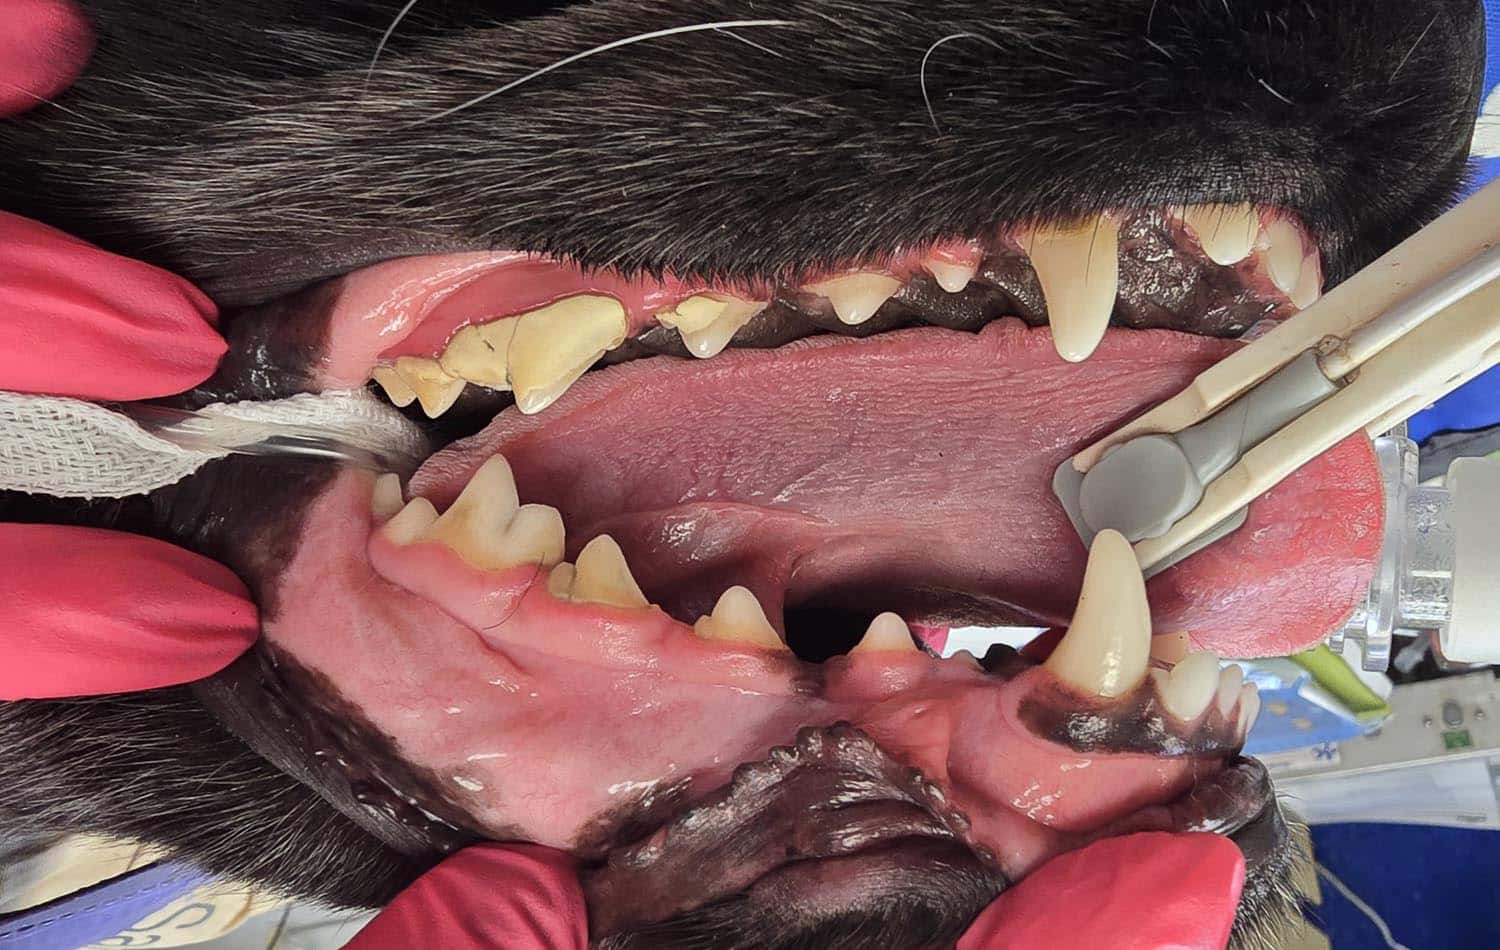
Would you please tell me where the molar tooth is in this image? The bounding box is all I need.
[925,259,978,293]
[547,562,577,600]
[371,473,405,519]
[1216,663,1245,717]
[1043,529,1151,698]
[1158,650,1221,721]
[694,586,788,652]
[805,273,903,325]
[371,366,417,407]
[1027,216,1120,362]
[571,535,649,608]
[394,356,466,418]
[1262,219,1304,293]
[657,294,764,359]
[383,496,439,545]
[1182,204,1258,265]
[501,504,566,568]
[1290,257,1321,309]
[423,456,522,569]
[849,612,916,654]
[439,319,517,390]
[508,295,628,414]
[1236,684,1262,736]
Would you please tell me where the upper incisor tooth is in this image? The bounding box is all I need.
[371,473,405,519]
[571,535,649,608]
[1027,215,1120,363]
[371,366,418,408]
[1043,529,1151,698]
[1182,204,1258,265]
[439,318,518,390]
[850,612,916,654]
[1159,650,1221,721]
[806,273,903,325]
[394,356,466,418]
[1263,218,1304,293]
[423,456,523,569]
[694,586,788,652]
[925,259,978,293]
[508,295,628,415]
[657,294,764,359]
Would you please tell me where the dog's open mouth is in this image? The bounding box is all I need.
[227,201,1373,937]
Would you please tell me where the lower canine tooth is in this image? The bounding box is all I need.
[371,366,418,407]
[694,586,788,652]
[1262,219,1304,293]
[850,612,916,654]
[1182,204,1258,265]
[658,294,764,359]
[423,456,522,569]
[439,319,518,390]
[371,473,405,519]
[805,273,902,325]
[1027,215,1120,362]
[383,496,439,545]
[1044,529,1151,697]
[1215,663,1244,716]
[1159,651,1221,721]
[508,295,628,414]
[925,259,978,293]
[571,535,649,608]
[394,356,466,418]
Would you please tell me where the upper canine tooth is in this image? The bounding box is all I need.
[394,356,467,418]
[422,456,522,569]
[439,319,518,391]
[1182,204,1258,265]
[805,273,903,325]
[371,366,418,408]
[501,504,566,568]
[571,534,649,608]
[694,586,788,652]
[383,496,439,545]
[1262,219,1304,293]
[1158,650,1221,721]
[508,295,628,414]
[1027,216,1120,363]
[850,612,917,654]
[1044,529,1151,698]
[657,294,764,359]
[371,473,405,519]
[925,259,978,293]
[1215,663,1245,717]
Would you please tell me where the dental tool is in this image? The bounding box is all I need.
[1054,177,1500,577]
[0,388,428,498]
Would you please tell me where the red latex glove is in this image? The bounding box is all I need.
[348,844,588,950]
[959,832,1246,950]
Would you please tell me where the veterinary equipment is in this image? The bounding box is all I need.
[1054,177,1500,580]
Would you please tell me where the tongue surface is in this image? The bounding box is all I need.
[414,320,1380,657]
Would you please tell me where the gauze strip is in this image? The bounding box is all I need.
[0,389,427,498]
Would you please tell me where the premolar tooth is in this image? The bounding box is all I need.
[394,356,466,418]
[1216,663,1245,717]
[508,295,628,414]
[850,612,916,654]
[547,562,576,600]
[383,496,439,545]
[439,319,518,390]
[571,535,649,608]
[925,259,978,293]
[1237,684,1262,735]
[501,504,566,568]
[1044,529,1151,698]
[371,366,417,408]
[694,586,788,652]
[1291,257,1321,309]
[1158,651,1221,721]
[1182,204,1258,265]
[1027,216,1120,362]
[1262,219,1304,293]
[657,295,764,359]
[371,473,405,519]
[805,273,903,325]
[423,456,522,569]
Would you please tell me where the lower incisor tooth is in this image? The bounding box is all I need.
[1262,219,1304,293]
[806,273,903,325]
[1158,651,1220,721]
[371,473,405,519]
[1290,258,1321,309]
[1237,684,1262,736]
[439,319,518,391]
[571,535,649,608]
[1027,215,1120,363]
[1182,204,1258,265]
[371,366,418,408]
[1216,663,1245,717]
[658,295,765,359]
[694,586,788,652]
[394,356,466,418]
[508,295,628,414]
[850,612,916,654]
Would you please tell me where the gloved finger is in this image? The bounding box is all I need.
[0,213,224,400]
[0,0,93,117]
[0,524,259,699]
[957,832,1245,950]
[347,844,587,950]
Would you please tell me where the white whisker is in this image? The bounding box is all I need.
[921,32,1002,134]
[364,0,423,95]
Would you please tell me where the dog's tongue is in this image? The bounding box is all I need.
[414,320,1381,657]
